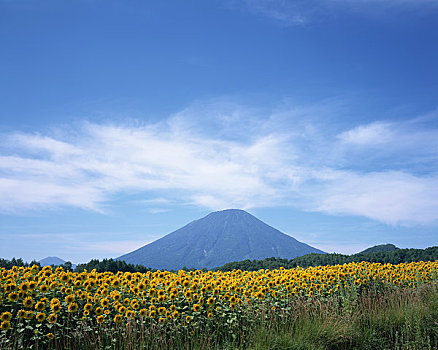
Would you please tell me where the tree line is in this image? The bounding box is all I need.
[1,246,437,272]
[214,246,438,272]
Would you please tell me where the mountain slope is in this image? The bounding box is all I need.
[117,209,324,270]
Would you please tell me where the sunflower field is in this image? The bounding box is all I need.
[1,261,438,349]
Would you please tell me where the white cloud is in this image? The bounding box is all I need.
[337,122,393,145]
[1,101,438,226]
[0,116,296,213]
[334,119,438,168]
[311,170,438,226]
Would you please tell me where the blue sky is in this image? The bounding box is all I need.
[1,0,437,263]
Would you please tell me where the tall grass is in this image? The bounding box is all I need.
[249,283,438,350]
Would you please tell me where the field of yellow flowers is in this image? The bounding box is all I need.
[1,261,438,349]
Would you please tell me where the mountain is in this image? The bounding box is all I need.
[39,257,76,269]
[117,209,325,270]
[359,244,399,254]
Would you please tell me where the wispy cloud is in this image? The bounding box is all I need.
[239,0,438,26]
[0,113,294,213]
[1,100,438,226]
[242,0,311,26]
[337,122,393,145]
[311,170,438,226]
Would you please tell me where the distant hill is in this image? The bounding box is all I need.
[117,209,325,270]
[359,244,399,254]
[39,257,76,269]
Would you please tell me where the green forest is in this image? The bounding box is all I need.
[214,245,438,271]
[1,244,437,273]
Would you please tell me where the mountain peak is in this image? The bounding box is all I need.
[117,209,324,270]
[204,208,252,218]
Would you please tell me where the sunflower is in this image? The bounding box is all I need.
[193,304,201,312]
[50,298,60,306]
[94,306,103,316]
[207,297,215,305]
[112,279,121,288]
[125,310,135,319]
[96,315,105,324]
[172,310,179,319]
[158,317,165,324]
[35,301,45,311]
[139,308,147,317]
[113,314,123,323]
[1,312,12,322]
[19,282,29,293]
[48,313,57,324]
[23,296,34,308]
[51,304,61,313]
[46,332,55,340]
[60,274,69,282]
[100,298,110,308]
[17,309,26,318]
[68,303,79,313]
[185,315,191,323]
[158,307,166,315]
[8,292,18,302]
[0,321,11,331]
[65,294,75,304]
[84,303,92,311]
[149,310,156,318]
[36,312,46,322]
[24,311,34,320]
[118,306,126,314]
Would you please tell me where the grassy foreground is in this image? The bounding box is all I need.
[1,262,437,349]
